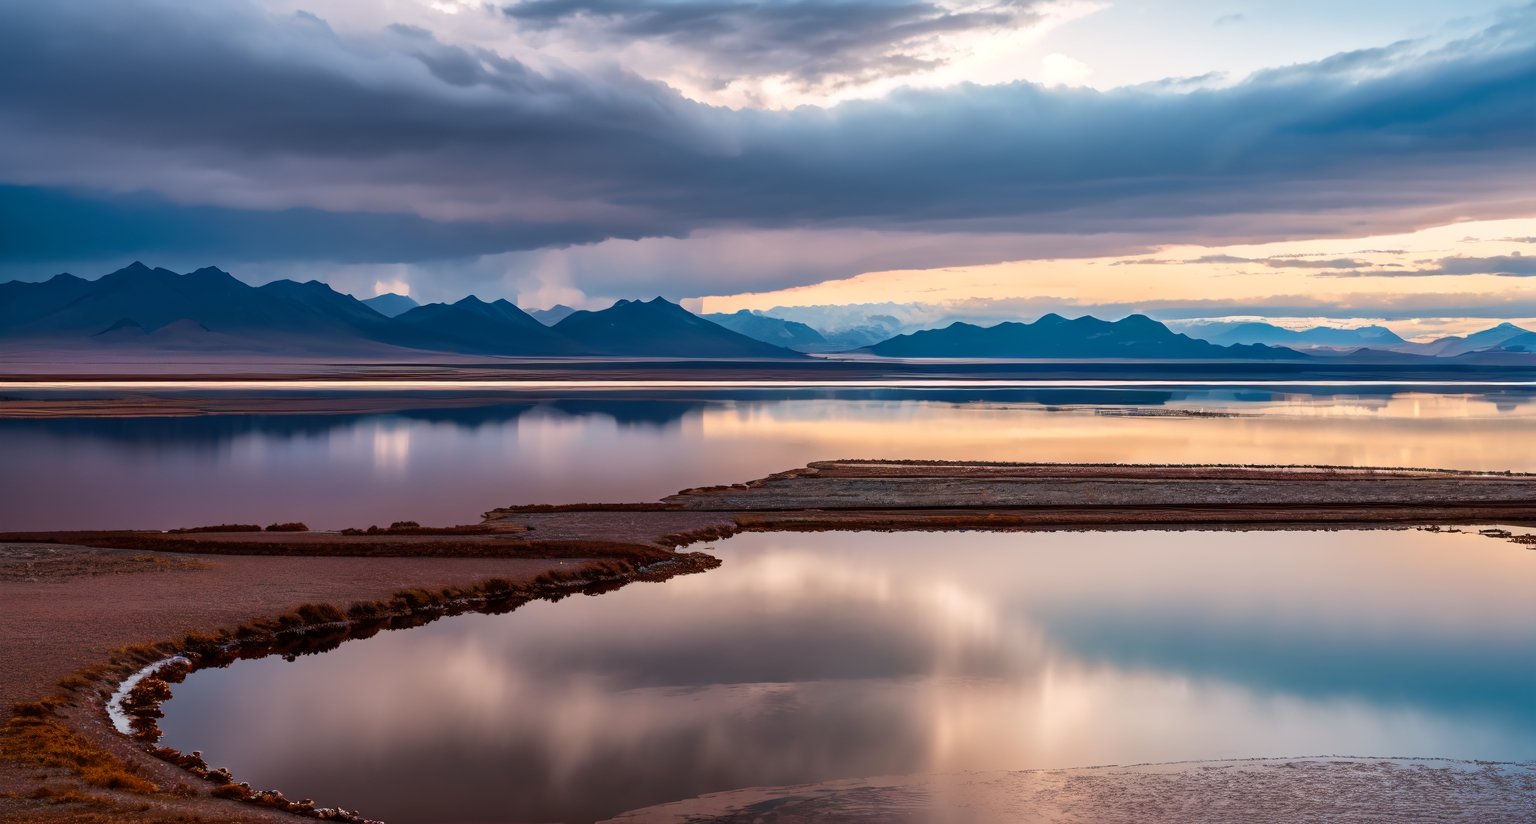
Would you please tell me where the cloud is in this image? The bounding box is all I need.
[1435,254,1536,276]
[1114,254,1377,269]
[0,0,1534,296]
[501,0,1048,92]
[0,184,615,264]
[1315,253,1536,278]
[1261,257,1374,270]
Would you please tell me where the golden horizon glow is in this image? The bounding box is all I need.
[699,217,1536,340]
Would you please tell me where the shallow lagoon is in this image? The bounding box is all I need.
[158,528,1536,824]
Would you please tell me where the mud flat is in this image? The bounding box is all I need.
[4,460,1536,822]
[492,460,1536,537]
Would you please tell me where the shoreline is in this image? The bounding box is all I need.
[103,553,721,823]
[6,461,1536,821]
[2,550,720,823]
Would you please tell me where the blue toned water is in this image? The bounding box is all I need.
[156,528,1536,823]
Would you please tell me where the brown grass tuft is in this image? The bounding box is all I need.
[3,700,158,793]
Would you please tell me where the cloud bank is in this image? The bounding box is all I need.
[502,0,1048,93]
[0,0,1534,298]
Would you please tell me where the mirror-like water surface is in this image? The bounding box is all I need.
[10,388,1536,529]
[158,529,1536,824]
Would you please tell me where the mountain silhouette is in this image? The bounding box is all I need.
[1186,321,1406,350]
[528,304,577,326]
[0,263,407,350]
[0,272,94,332]
[361,293,419,318]
[0,265,803,358]
[704,310,828,349]
[393,296,580,355]
[1423,323,1532,356]
[555,298,800,358]
[866,314,1302,359]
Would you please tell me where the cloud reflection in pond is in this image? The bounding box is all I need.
[159,528,1536,823]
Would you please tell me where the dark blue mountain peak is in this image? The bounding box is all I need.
[100,261,174,282]
[554,296,799,358]
[869,313,1303,360]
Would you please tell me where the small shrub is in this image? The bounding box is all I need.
[167,524,261,533]
[264,522,309,532]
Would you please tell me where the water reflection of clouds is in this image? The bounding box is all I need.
[367,421,412,475]
[158,529,1536,823]
[12,391,1536,530]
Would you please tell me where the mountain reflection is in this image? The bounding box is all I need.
[10,389,1536,530]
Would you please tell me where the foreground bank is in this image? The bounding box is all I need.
[4,462,1535,822]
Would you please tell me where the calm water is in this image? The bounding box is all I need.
[157,528,1536,823]
[8,387,1536,530]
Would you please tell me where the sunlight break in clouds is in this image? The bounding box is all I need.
[698,218,1536,339]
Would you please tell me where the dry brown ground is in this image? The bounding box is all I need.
[0,543,627,822]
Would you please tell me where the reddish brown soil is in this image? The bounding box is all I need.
[0,544,621,822]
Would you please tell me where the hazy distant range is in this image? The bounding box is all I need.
[4,263,1535,364]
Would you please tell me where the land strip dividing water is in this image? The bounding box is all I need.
[3,460,1536,822]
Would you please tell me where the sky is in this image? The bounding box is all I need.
[1,0,1534,337]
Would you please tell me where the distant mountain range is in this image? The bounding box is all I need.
[0,264,799,359]
[1182,321,1407,350]
[865,314,1302,359]
[704,310,828,348]
[1178,319,1533,356]
[1421,323,1532,356]
[555,298,795,358]
[8,264,1535,363]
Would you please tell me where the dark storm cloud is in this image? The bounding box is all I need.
[0,185,619,263]
[0,0,1534,281]
[502,0,1042,88]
